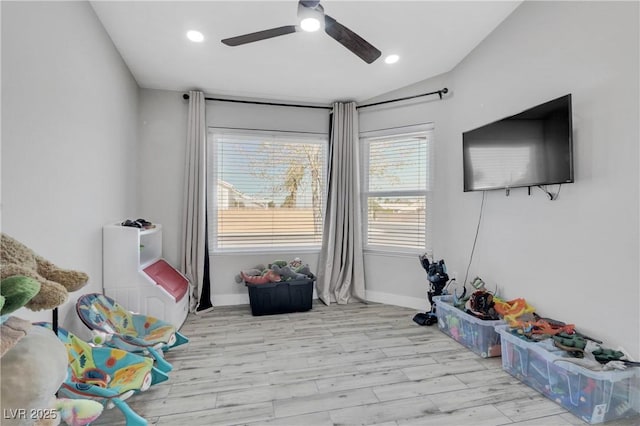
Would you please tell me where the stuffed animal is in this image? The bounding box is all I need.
[234,264,266,283]
[0,237,98,426]
[54,399,103,426]
[1,233,89,311]
[235,258,313,284]
[240,269,281,285]
[0,320,103,426]
[1,275,41,316]
[0,277,43,356]
[1,323,68,426]
[270,264,313,281]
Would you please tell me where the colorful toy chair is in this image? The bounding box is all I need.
[36,323,169,426]
[76,293,188,373]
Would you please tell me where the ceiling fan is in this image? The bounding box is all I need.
[221,0,382,64]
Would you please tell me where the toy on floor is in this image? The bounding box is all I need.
[55,399,103,426]
[1,233,89,311]
[76,293,188,373]
[413,254,452,326]
[0,233,89,311]
[464,289,500,320]
[493,296,536,326]
[2,321,69,426]
[235,258,313,284]
[36,323,169,426]
[0,275,41,316]
[553,331,587,357]
[1,272,99,426]
[240,269,281,285]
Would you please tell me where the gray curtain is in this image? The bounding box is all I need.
[316,102,366,305]
[181,90,210,313]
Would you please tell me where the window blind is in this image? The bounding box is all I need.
[210,130,326,251]
[363,132,431,251]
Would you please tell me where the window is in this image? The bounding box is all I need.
[361,126,433,252]
[209,129,327,252]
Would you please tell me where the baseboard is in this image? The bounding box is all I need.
[211,289,422,310]
[212,293,250,306]
[365,290,427,311]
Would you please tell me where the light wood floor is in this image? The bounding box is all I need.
[93,301,639,426]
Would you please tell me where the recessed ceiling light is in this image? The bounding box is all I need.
[385,54,400,64]
[187,30,204,42]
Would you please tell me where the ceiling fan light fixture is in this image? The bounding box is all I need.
[221,0,380,64]
[298,3,324,32]
[187,30,204,42]
[300,17,321,32]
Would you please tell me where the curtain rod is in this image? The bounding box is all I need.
[182,93,331,110]
[182,87,448,110]
[356,88,448,109]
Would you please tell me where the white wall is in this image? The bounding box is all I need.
[138,89,188,266]
[365,1,639,358]
[1,1,140,336]
[448,0,638,360]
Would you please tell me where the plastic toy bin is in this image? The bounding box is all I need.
[496,326,640,424]
[246,278,314,316]
[434,295,504,358]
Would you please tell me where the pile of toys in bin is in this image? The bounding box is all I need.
[494,298,640,424]
[415,254,640,424]
[235,257,313,285]
[236,258,316,316]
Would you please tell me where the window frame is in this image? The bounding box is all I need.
[208,127,328,254]
[360,124,434,256]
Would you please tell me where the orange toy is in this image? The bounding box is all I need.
[512,318,576,337]
[493,297,535,325]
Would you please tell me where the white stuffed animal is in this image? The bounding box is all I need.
[0,235,99,426]
[1,319,104,426]
[1,321,67,426]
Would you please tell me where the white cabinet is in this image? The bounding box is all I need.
[103,222,189,328]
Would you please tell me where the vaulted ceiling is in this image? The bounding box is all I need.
[91,1,522,104]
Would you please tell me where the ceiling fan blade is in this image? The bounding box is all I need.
[221,25,298,47]
[324,15,381,64]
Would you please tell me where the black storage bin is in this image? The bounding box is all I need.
[246,277,314,316]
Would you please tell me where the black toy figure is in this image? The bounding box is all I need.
[413,254,450,326]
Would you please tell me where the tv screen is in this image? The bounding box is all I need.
[463,94,574,192]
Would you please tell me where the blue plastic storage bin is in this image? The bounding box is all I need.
[434,295,504,358]
[496,325,640,424]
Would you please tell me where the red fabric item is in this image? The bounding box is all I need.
[241,270,281,284]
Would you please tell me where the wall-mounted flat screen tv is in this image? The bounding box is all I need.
[463,94,574,192]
